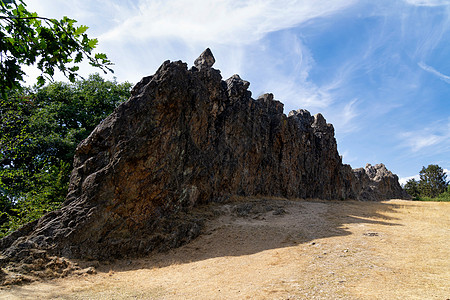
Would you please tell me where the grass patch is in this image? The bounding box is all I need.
[414,194,450,202]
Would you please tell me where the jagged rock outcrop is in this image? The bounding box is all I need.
[194,48,215,70]
[0,49,407,265]
[354,163,410,201]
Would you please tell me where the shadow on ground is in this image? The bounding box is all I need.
[92,198,405,273]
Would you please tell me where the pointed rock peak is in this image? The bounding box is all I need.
[225,74,251,98]
[288,108,311,119]
[365,163,392,180]
[226,74,250,89]
[312,113,327,128]
[288,109,314,127]
[194,48,215,70]
[257,93,274,102]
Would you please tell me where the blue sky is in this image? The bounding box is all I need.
[25,0,450,183]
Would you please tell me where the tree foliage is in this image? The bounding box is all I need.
[0,0,123,237]
[404,178,420,198]
[418,164,448,198]
[404,164,449,201]
[0,75,132,237]
[0,0,113,96]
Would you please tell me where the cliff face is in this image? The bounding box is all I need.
[0,49,407,262]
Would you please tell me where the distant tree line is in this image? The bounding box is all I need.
[404,164,449,201]
[0,75,132,237]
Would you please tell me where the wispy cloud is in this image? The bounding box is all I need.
[418,62,450,84]
[265,77,336,111]
[401,133,445,152]
[256,35,362,133]
[100,0,357,45]
[104,0,357,86]
[340,149,358,164]
[25,0,357,90]
[339,98,359,130]
[399,118,450,152]
[245,32,342,113]
[404,0,450,6]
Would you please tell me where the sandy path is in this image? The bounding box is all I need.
[1,199,449,299]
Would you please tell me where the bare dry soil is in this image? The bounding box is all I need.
[0,198,449,299]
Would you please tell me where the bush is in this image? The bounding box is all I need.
[0,75,132,237]
[417,185,450,202]
[405,164,449,202]
[404,179,420,199]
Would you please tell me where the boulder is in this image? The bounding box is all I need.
[194,48,215,70]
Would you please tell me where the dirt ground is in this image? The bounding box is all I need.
[0,198,449,299]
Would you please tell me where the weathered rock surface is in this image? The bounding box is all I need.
[0,49,408,270]
[354,163,410,201]
[194,48,215,70]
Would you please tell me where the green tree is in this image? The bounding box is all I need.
[0,75,132,236]
[418,164,448,198]
[404,178,420,199]
[0,0,113,96]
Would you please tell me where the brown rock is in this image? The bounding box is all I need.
[0,49,408,266]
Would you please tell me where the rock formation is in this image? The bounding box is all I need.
[354,163,409,201]
[0,49,408,266]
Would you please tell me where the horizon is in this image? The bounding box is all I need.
[23,0,450,183]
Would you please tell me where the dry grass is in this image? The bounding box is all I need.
[0,199,449,299]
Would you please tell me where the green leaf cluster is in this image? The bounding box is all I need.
[0,0,113,97]
[404,164,449,202]
[0,75,132,237]
[415,185,450,202]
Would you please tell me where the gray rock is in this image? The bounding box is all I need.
[225,74,251,99]
[234,203,253,217]
[194,48,215,70]
[354,163,410,201]
[273,208,286,215]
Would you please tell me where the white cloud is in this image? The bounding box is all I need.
[338,98,359,131]
[98,0,357,86]
[24,0,358,90]
[399,168,449,185]
[266,78,335,111]
[404,0,450,6]
[418,62,450,84]
[401,133,445,152]
[243,32,341,113]
[100,0,356,45]
[399,174,420,185]
[399,118,450,152]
